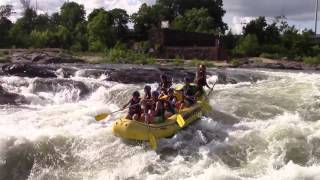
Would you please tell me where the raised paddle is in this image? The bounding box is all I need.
[207,81,218,97]
[201,81,217,113]
[147,123,157,150]
[176,105,186,128]
[95,103,140,121]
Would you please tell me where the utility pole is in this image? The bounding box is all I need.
[316,0,319,35]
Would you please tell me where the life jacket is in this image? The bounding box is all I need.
[183,84,197,97]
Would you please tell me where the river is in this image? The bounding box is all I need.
[1,67,320,180]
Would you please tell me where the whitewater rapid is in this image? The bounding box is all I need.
[1,68,320,180]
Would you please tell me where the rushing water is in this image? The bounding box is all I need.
[1,68,320,180]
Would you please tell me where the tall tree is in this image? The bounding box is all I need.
[87,9,114,51]
[157,0,227,32]
[9,8,37,47]
[60,2,85,31]
[109,8,129,40]
[172,8,215,33]
[0,5,13,47]
[243,16,268,44]
[131,3,162,34]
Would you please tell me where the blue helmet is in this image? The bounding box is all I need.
[152,91,160,97]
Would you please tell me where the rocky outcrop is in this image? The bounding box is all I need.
[106,67,195,84]
[7,49,84,64]
[0,62,268,85]
[0,85,27,105]
[32,79,90,98]
[216,69,267,84]
[2,64,57,78]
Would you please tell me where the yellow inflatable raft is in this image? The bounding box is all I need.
[112,100,206,141]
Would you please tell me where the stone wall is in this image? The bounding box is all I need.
[155,46,227,60]
[149,29,227,60]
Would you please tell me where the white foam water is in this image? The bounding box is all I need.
[1,69,320,180]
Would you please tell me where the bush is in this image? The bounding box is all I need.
[234,34,260,56]
[260,53,282,59]
[187,59,215,67]
[89,41,106,52]
[303,56,320,65]
[230,59,244,67]
[172,56,184,66]
[105,47,156,65]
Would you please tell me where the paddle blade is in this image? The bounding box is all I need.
[95,113,110,121]
[177,114,186,128]
[201,102,212,113]
[148,133,157,150]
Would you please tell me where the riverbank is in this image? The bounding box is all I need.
[1,48,320,71]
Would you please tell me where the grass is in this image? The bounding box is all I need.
[187,59,216,67]
[172,56,184,66]
[0,51,9,63]
[260,53,282,60]
[105,48,156,65]
[303,56,320,65]
[230,59,244,67]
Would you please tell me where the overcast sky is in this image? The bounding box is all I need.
[1,0,318,34]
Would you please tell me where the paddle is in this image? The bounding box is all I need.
[95,103,140,121]
[207,81,218,97]
[201,81,218,113]
[147,123,157,150]
[176,105,186,128]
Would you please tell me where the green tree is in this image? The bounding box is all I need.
[87,10,114,51]
[109,8,129,40]
[235,34,260,56]
[9,8,37,47]
[171,8,215,33]
[157,0,227,32]
[72,22,88,51]
[131,3,162,34]
[60,2,85,31]
[243,16,268,44]
[0,5,13,47]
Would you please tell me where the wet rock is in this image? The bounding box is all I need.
[1,64,57,78]
[106,67,195,84]
[216,70,267,84]
[9,49,85,64]
[0,85,27,105]
[32,79,90,98]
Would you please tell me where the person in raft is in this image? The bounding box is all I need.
[158,74,172,96]
[141,85,153,122]
[147,91,166,124]
[182,76,197,107]
[122,91,141,121]
[195,64,212,97]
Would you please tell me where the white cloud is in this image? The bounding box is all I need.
[230,16,255,34]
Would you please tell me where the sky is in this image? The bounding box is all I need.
[0,0,318,34]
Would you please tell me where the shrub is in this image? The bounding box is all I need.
[187,59,215,67]
[260,53,282,59]
[303,56,320,65]
[230,59,243,67]
[172,56,184,66]
[234,34,260,56]
[105,47,156,65]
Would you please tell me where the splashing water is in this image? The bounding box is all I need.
[1,69,320,180]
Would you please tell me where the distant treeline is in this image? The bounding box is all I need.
[0,0,227,52]
[225,16,320,61]
[0,1,319,62]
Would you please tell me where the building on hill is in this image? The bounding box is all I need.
[148,28,227,61]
